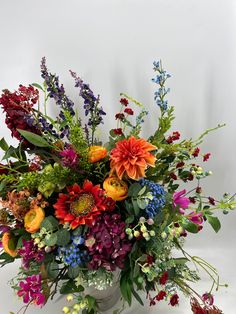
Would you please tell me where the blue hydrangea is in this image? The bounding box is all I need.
[58,235,88,267]
[152,60,171,111]
[139,178,166,218]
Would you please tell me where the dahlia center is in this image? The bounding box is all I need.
[70,193,95,216]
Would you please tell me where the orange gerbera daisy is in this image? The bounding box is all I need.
[53,180,115,229]
[110,136,157,180]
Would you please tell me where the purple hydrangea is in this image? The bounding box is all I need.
[17,274,45,306]
[18,239,45,269]
[85,213,133,271]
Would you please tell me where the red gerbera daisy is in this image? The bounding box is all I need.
[53,180,115,229]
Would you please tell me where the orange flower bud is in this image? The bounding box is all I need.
[88,146,107,163]
[24,206,45,233]
[2,232,17,257]
[103,176,128,201]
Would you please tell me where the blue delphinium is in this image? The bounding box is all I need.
[139,178,166,218]
[152,60,171,111]
[58,235,88,267]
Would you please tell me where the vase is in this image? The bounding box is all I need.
[83,271,121,312]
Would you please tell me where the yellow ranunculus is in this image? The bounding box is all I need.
[88,146,107,163]
[24,205,45,233]
[2,232,17,257]
[103,176,128,201]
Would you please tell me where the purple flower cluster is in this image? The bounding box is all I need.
[85,213,132,271]
[17,274,45,306]
[41,57,75,138]
[18,239,45,269]
[70,70,106,127]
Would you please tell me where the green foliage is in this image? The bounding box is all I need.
[56,229,70,246]
[205,214,221,233]
[17,129,51,148]
[60,279,84,294]
[41,216,59,231]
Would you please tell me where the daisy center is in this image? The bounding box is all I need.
[70,193,94,216]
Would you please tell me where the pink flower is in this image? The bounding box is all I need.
[173,190,190,214]
[60,148,79,168]
[188,212,203,225]
[17,274,45,306]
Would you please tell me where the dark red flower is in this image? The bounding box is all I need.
[172,131,180,140]
[155,290,167,301]
[189,197,196,203]
[192,147,200,157]
[196,186,202,194]
[203,153,211,162]
[146,255,154,265]
[113,128,123,135]
[159,271,168,285]
[54,181,115,229]
[176,161,185,168]
[124,108,134,115]
[0,85,39,142]
[208,197,216,206]
[170,173,177,180]
[115,113,125,120]
[166,136,173,144]
[120,98,129,106]
[0,163,8,175]
[169,293,179,306]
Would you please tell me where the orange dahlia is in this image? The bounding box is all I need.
[53,180,115,229]
[110,136,157,180]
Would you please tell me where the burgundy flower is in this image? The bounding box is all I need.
[60,148,79,168]
[202,292,214,306]
[0,85,39,142]
[208,197,216,206]
[190,297,223,314]
[17,274,45,306]
[196,186,202,194]
[124,108,134,115]
[192,147,200,157]
[85,213,132,271]
[170,173,177,180]
[203,153,211,162]
[18,239,45,269]
[120,98,129,106]
[169,293,179,306]
[172,131,180,140]
[176,161,185,168]
[113,128,123,135]
[0,163,8,175]
[159,271,168,285]
[115,113,125,120]
[155,290,166,301]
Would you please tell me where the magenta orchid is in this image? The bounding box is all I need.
[173,189,190,213]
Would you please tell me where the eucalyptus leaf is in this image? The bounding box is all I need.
[56,229,70,246]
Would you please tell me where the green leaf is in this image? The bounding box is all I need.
[173,257,189,265]
[46,261,59,278]
[128,183,142,197]
[138,186,146,196]
[17,129,51,147]
[56,229,70,246]
[0,137,9,151]
[125,215,135,224]
[2,146,17,160]
[86,295,98,312]
[206,215,221,233]
[131,287,144,306]
[68,266,80,279]
[120,272,132,306]
[32,83,45,92]
[137,198,148,209]
[44,233,58,246]
[41,216,59,231]
[60,279,84,294]
[182,221,199,233]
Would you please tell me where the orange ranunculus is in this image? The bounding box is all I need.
[2,232,17,257]
[110,136,157,180]
[24,205,45,233]
[103,176,128,201]
[88,146,107,163]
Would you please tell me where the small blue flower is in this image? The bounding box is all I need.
[139,178,166,218]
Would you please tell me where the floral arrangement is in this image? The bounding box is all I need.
[0,59,235,314]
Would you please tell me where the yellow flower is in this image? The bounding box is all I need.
[103,176,128,201]
[24,205,45,233]
[2,232,17,257]
[88,146,107,163]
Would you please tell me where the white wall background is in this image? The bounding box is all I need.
[0,0,236,313]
